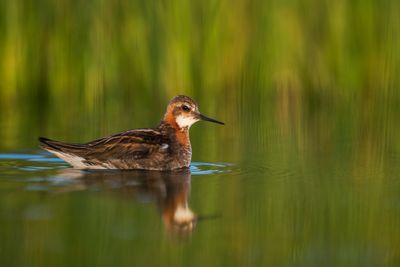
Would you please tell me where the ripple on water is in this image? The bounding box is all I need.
[29,158,65,163]
[0,153,232,177]
[190,162,232,175]
[0,153,66,164]
[0,153,44,160]
[0,153,68,180]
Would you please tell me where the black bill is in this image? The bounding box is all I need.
[198,113,224,125]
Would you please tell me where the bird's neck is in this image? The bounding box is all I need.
[159,120,190,147]
[175,128,190,147]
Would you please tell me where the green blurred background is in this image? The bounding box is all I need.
[1,0,399,152]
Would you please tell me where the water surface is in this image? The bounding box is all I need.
[1,122,400,267]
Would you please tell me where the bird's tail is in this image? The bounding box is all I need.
[39,137,92,168]
[38,137,85,153]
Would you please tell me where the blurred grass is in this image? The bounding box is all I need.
[0,0,399,153]
[0,0,399,149]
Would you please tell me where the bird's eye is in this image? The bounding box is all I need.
[182,105,191,112]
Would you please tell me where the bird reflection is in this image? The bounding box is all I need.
[53,168,197,235]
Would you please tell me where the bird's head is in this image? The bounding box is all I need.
[163,95,224,130]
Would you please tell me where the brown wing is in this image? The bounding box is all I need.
[39,128,168,163]
[84,129,167,161]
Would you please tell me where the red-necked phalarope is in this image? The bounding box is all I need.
[39,95,224,170]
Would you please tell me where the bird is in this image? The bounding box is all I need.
[39,95,224,170]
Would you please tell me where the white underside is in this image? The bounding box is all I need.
[50,150,113,169]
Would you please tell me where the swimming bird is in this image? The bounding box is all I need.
[39,95,224,170]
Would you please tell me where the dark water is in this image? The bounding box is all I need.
[1,102,400,267]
